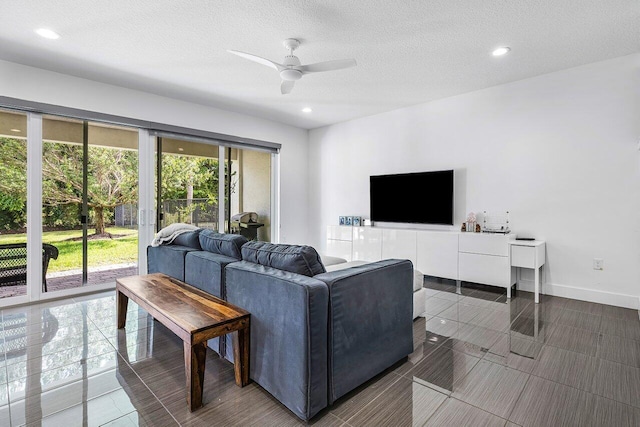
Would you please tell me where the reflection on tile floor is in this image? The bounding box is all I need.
[0,277,639,426]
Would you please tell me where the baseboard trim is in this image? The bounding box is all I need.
[517,279,639,310]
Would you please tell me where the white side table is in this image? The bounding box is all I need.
[509,240,546,303]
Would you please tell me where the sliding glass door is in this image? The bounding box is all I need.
[155,137,273,242]
[0,103,277,305]
[0,109,29,300]
[156,137,221,231]
[41,116,139,293]
[228,147,272,241]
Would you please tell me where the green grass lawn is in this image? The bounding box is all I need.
[0,227,138,273]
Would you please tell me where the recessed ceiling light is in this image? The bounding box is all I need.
[492,47,511,57]
[35,28,60,40]
[301,107,313,113]
[10,128,21,133]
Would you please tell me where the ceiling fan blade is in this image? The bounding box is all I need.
[281,80,295,94]
[227,50,285,71]
[298,59,357,74]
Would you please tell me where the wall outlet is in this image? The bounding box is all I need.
[593,258,604,270]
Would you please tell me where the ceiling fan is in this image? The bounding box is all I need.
[228,39,357,94]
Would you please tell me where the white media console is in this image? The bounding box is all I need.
[326,225,545,301]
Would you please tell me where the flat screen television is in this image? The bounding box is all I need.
[370,170,454,225]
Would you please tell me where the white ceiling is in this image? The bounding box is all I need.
[1,0,638,129]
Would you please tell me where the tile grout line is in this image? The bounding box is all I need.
[504,370,532,424]
[0,310,13,427]
[428,395,517,427]
[341,372,406,425]
[488,341,640,412]
[80,297,183,426]
[5,300,157,426]
[406,354,510,424]
[415,392,449,427]
[487,309,640,408]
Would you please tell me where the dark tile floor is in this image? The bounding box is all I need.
[0,278,638,426]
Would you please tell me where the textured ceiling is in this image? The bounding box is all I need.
[0,0,638,129]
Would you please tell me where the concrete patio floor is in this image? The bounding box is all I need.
[0,265,138,299]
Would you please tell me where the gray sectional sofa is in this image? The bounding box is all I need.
[147,230,413,421]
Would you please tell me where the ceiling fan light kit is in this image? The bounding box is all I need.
[280,69,302,81]
[228,38,357,94]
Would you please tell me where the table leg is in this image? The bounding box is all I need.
[116,288,129,329]
[534,266,540,304]
[184,341,207,411]
[233,325,250,387]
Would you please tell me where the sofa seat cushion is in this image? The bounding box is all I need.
[320,255,347,267]
[147,244,197,282]
[199,230,248,259]
[172,229,203,250]
[184,250,239,358]
[241,241,326,277]
[414,287,427,319]
[152,222,199,246]
[184,251,238,298]
[413,269,424,292]
[325,260,367,272]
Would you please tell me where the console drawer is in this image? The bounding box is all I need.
[327,225,353,241]
[511,245,535,268]
[459,233,510,256]
[459,252,511,287]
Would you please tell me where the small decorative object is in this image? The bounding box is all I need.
[364,219,373,226]
[466,212,476,232]
[482,210,511,233]
[345,216,353,226]
[339,216,346,226]
[352,217,362,227]
[475,223,481,232]
[461,223,466,232]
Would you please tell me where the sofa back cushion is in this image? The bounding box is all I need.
[171,230,203,250]
[241,241,326,277]
[199,230,248,259]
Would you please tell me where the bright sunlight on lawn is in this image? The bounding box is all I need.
[0,227,138,273]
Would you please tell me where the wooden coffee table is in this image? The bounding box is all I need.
[116,273,250,411]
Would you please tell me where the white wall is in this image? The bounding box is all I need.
[309,54,640,308]
[240,149,272,242]
[0,59,310,244]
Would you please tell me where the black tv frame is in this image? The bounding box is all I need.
[369,170,454,225]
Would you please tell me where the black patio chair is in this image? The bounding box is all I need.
[0,243,59,292]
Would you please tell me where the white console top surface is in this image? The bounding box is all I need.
[508,240,545,247]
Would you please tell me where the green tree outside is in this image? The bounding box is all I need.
[0,137,226,235]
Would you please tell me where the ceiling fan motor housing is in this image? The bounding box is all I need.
[280,54,302,81]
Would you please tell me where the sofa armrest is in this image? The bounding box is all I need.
[225,261,329,421]
[314,259,414,403]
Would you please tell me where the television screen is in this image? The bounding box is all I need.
[370,170,454,225]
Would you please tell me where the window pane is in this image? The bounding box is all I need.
[229,148,271,242]
[159,138,220,230]
[0,109,28,298]
[42,116,139,292]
